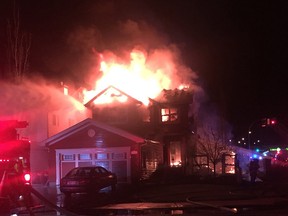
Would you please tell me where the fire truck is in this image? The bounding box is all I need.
[0,120,31,209]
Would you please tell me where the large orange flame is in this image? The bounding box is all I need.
[83,49,190,106]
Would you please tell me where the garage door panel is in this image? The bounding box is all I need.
[78,162,93,167]
[112,161,127,182]
[61,162,75,177]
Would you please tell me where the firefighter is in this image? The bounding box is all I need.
[249,159,260,183]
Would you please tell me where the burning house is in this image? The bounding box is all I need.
[43,49,197,184]
[44,85,194,184]
[80,84,194,179]
[80,49,197,168]
[1,48,201,185]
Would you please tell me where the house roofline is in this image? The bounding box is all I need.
[44,118,146,147]
[84,85,143,107]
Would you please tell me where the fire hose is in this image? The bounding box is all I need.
[29,187,80,216]
[186,197,238,214]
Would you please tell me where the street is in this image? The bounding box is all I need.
[11,181,288,215]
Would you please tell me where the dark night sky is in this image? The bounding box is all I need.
[1,0,288,139]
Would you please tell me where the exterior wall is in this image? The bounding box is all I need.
[48,102,91,137]
[91,103,143,135]
[130,142,142,183]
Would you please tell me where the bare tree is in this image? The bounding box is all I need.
[7,1,31,83]
[196,124,232,176]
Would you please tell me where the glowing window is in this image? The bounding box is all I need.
[161,108,178,122]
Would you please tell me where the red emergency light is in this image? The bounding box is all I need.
[24,173,31,182]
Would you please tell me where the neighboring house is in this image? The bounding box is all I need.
[1,81,91,182]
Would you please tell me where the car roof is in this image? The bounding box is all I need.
[75,166,106,169]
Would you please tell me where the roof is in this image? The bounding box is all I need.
[45,118,145,146]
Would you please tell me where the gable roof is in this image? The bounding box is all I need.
[84,85,142,107]
[44,118,145,146]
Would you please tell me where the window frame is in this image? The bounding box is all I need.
[160,107,179,123]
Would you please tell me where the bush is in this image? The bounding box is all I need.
[148,166,187,184]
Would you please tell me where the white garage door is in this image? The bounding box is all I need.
[55,147,131,185]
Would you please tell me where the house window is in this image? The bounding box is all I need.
[96,153,108,160]
[62,154,74,161]
[79,154,91,160]
[161,108,178,122]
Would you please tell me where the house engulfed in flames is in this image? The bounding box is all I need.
[45,84,194,184]
[84,85,195,175]
[45,50,196,184]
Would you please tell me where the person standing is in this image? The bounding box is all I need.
[249,159,260,183]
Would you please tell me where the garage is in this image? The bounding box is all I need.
[45,118,161,185]
[56,147,130,185]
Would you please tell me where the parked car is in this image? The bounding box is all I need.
[60,166,117,196]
